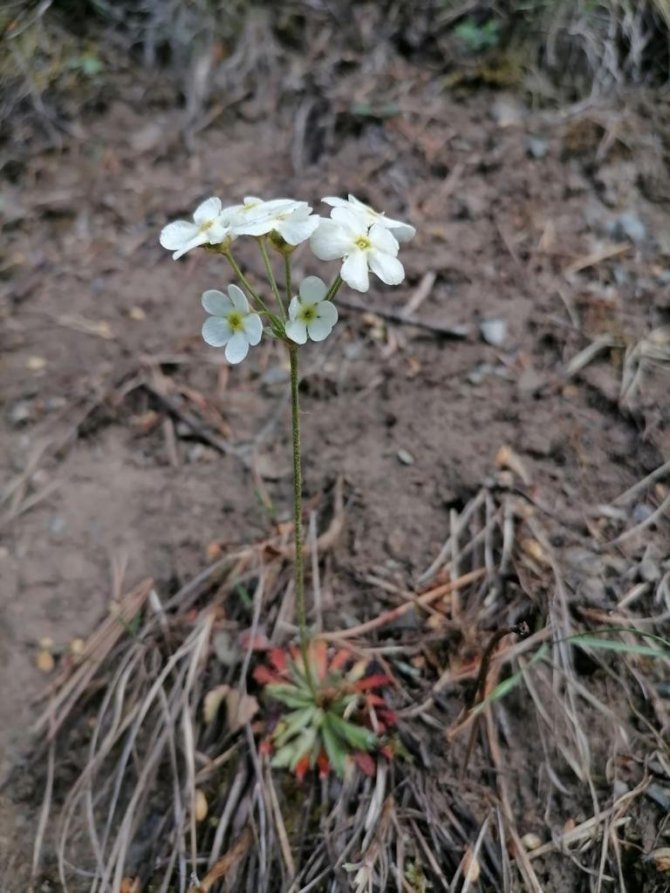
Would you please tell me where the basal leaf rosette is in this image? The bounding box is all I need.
[254,640,397,780]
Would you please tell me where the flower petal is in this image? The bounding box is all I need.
[202,317,233,347]
[276,214,320,245]
[321,196,349,209]
[193,196,222,224]
[225,332,250,364]
[202,289,233,315]
[243,313,263,346]
[307,316,334,342]
[232,217,274,237]
[206,219,231,244]
[159,220,200,250]
[172,232,208,259]
[330,206,368,236]
[288,295,301,321]
[316,300,338,327]
[369,223,399,254]
[340,250,370,292]
[385,220,416,242]
[369,250,405,286]
[228,284,250,312]
[285,319,308,344]
[309,219,352,260]
[299,276,327,305]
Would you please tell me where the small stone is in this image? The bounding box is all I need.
[26,355,47,372]
[194,789,208,822]
[522,833,543,851]
[129,306,146,321]
[564,547,605,576]
[48,516,66,537]
[639,557,662,583]
[491,95,526,127]
[480,318,507,347]
[632,503,654,524]
[397,449,414,465]
[609,212,646,244]
[526,136,548,159]
[386,527,407,560]
[467,363,493,385]
[36,649,55,673]
[8,401,32,426]
[581,577,607,605]
[213,631,238,667]
[517,367,546,396]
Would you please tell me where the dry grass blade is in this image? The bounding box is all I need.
[32,577,155,738]
[190,825,254,893]
[322,568,486,640]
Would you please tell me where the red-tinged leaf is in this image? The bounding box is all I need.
[253,665,282,685]
[317,750,330,779]
[330,648,352,672]
[294,754,310,782]
[268,648,287,673]
[259,739,273,756]
[364,693,386,707]
[353,752,376,776]
[352,674,392,692]
[378,709,397,726]
[239,630,271,651]
[380,744,393,760]
[310,639,328,682]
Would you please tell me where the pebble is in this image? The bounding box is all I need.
[517,367,546,396]
[48,516,66,537]
[608,212,646,244]
[564,546,605,576]
[467,363,493,385]
[526,136,548,159]
[480,318,507,346]
[7,401,32,426]
[632,502,654,524]
[397,449,414,465]
[521,833,542,851]
[639,559,661,583]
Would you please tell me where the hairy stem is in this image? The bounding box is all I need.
[289,343,315,692]
[284,253,292,308]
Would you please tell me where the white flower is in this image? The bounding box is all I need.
[322,194,415,242]
[160,197,233,260]
[309,207,405,293]
[201,284,263,364]
[285,276,338,344]
[229,196,320,245]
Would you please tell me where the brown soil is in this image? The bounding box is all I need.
[1,55,669,892]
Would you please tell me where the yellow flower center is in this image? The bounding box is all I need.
[300,305,317,322]
[228,311,244,332]
[355,235,371,250]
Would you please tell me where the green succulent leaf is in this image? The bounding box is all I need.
[273,707,317,748]
[321,716,348,777]
[265,684,315,709]
[327,712,378,751]
[289,727,318,770]
[271,743,300,770]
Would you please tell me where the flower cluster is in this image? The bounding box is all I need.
[160,192,415,362]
